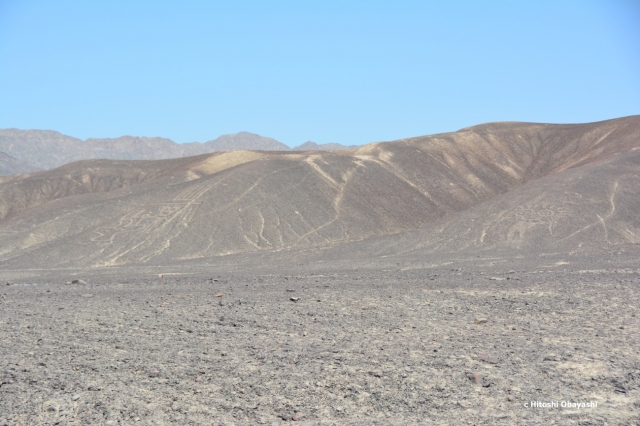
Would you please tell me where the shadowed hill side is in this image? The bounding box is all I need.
[0,116,638,269]
[0,155,216,222]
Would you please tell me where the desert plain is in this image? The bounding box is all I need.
[1,116,640,425]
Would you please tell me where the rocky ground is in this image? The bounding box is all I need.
[1,267,639,425]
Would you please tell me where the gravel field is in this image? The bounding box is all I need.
[1,267,639,425]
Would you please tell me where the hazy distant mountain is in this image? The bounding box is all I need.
[204,132,289,151]
[84,136,200,160]
[0,129,87,171]
[0,151,41,175]
[293,141,358,151]
[1,115,638,269]
[0,130,292,175]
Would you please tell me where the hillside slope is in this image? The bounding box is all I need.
[0,116,638,269]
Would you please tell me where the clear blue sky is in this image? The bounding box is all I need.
[1,1,638,147]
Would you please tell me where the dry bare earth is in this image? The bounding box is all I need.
[1,268,639,425]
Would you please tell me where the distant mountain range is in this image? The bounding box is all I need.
[0,129,357,175]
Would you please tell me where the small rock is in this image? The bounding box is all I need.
[543,355,557,362]
[292,411,305,421]
[474,317,488,324]
[215,293,224,298]
[468,373,483,384]
[286,289,295,292]
[158,274,163,279]
[71,394,80,401]
[290,297,299,302]
[81,294,93,298]
[148,370,160,378]
[195,376,201,382]
[489,277,506,281]
[71,279,87,285]
[479,352,498,364]
[507,395,514,401]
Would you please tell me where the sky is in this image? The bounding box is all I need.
[0,1,638,147]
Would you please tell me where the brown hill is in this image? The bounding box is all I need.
[316,147,640,264]
[0,116,638,270]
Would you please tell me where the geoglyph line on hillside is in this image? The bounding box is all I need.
[359,155,445,211]
[91,177,221,264]
[557,180,620,244]
[292,160,362,246]
[91,163,304,264]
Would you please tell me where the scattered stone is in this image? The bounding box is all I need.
[290,297,299,302]
[148,370,160,378]
[474,317,488,324]
[70,279,87,285]
[508,395,514,401]
[81,294,93,298]
[195,376,201,382]
[489,277,506,281]
[286,289,295,292]
[543,355,557,362]
[292,411,305,421]
[158,274,163,279]
[215,293,224,298]
[71,394,80,401]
